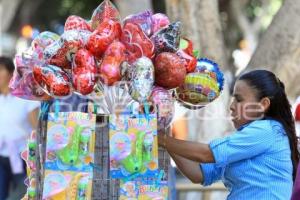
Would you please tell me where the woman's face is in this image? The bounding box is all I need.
[230,80,265,129]
[0,65,12,89]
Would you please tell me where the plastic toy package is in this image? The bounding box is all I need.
[44,112,96,171]
[42,170,93,200]
[119,180,168,200]
[109,114,159,179]
[42,112,96,200]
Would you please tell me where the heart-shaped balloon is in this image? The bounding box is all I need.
[90,0,121,30]
[64,15,91,31]
[151,13,170,34]
[122,57,154,102]
[177,49,197,73]
[33,64,71,97]
[31,31,60,60]
[151,21,181,54]
[86,19,122,59]
[179,38,194,56]
[9,52,52,100]
[154,52,186,89]
[150,86,174,130]
[44,30,84,69]
[121,22,154,63]
[123,10,153,36]
[100,41,126,86]
[72,49,98,95]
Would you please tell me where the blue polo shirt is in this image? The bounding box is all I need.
[200,119,293,200]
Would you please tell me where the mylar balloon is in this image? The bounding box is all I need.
[121,22,154,63]
[151,21,181,54]
[72,49,98,95]
[151,13,170,34]
[123,10,153,36]
[154,52,186,89]
[86,19,122,59]
[90,0,121,30]
[99,41,126,86]
[122,57,154,103]
[150,86,174,130]
[33,64,71,97]
[64,15,91,31]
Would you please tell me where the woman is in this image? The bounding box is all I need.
[0,56,39,200]
[158,70,299,199]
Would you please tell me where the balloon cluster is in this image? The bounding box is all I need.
[9,0,224,129]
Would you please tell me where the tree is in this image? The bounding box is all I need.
[245,0,300,99]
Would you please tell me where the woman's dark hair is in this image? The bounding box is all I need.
[239,69,299,181]
[0,56,15,74]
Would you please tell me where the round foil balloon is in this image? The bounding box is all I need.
[175,58,224,109]
[123,57,154,103]
[150,87,174,130]
[194,58,224,91]
[154,52,186,89]
[72,49,98,95]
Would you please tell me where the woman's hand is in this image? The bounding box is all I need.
[157,128,170,148]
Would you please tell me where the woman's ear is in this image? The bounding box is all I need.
[260,97,271,113]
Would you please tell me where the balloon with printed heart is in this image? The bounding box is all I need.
[121,22,154,63]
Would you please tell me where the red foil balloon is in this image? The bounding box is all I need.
[177,49,197,73]
[121,22,154,63]
[100,41,126,86]
[90,0,121,30]
[64,15,91,31]
[44,30,84,69]
[154,52,186,89]
[72,49,98,95]
[86,19,122,59]
[180,38,194,56]
[33,65,71,96]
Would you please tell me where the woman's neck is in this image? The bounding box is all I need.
[0,86,10,95]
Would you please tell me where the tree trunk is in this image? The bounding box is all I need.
[245,0,300,99]
[165,0,233,148]
[114,0,153,18]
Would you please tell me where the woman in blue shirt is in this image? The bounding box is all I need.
[158,70,299,199]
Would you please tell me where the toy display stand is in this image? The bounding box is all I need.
[35,113,171,200]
